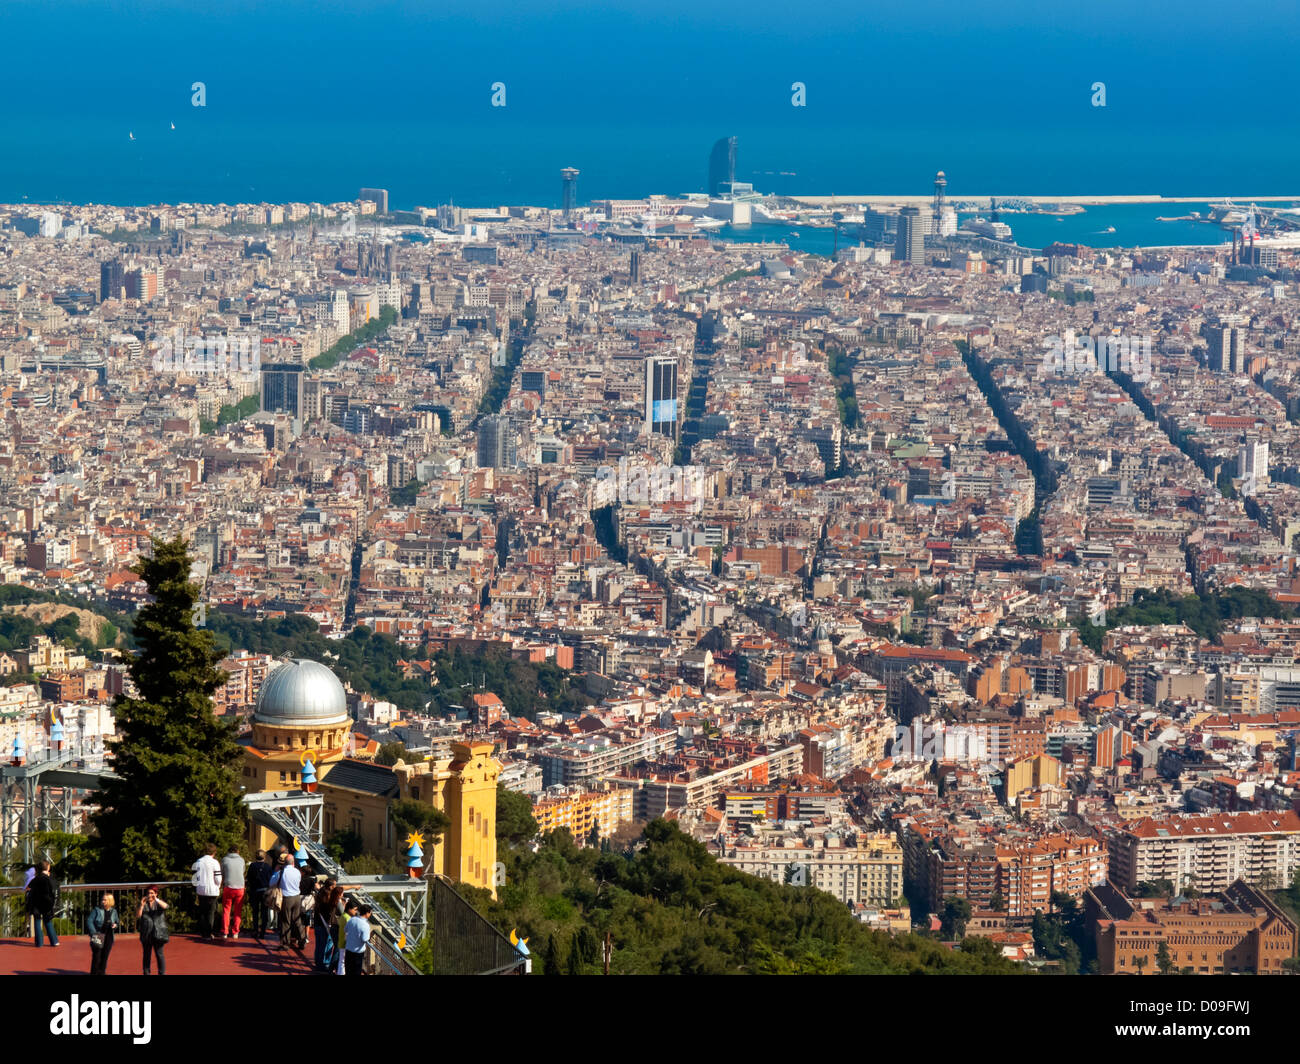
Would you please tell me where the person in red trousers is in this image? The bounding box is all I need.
[219,844,247,939]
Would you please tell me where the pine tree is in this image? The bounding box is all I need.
[88,536,246,880]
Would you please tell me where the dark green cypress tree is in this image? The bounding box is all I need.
[88,536,246,880]
[543,933,561,976]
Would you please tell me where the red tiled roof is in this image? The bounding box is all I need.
[1125,809,1300,840]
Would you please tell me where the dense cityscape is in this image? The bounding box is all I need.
[3,150,1300,990]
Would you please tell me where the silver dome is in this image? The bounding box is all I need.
[254,659,349,726]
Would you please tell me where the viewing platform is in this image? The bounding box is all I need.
[0,933,316,976]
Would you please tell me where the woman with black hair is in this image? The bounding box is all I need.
[137,886,170,975]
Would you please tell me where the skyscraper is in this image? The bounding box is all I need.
[261,363,304,418]
[630,250,641,283]
[1238,434,1269,495]
[358,187,389,214]
[124,267,159,302]
[645,354,679,441]
[99,260,124,302]
[1208,325,1244,373]
[301,377,324,422]
[477,414,518,468]
[708,136,737,197]
[561,168,580,218]
[894,207,925,265]
[329,289,350,334]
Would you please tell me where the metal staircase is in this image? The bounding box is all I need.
[244,790,425,974]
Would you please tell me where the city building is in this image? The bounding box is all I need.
[239,658,501,896]
[1239,433,1269,494]
[1108,810,1300,893]
[240,659,354,851]
[1208,325,1245,374]
[477,414,518,469]
[124,267,159,302]
[358,187,389,214]
[894,207,925,265]
[531,783,635,840]
[716,830,905,907]
[261,362,305,418]
[99,260,124,301]
[1086,879,1297,975]
[708,136,738,197]
[561,168,580,218]
[644,353,679,441]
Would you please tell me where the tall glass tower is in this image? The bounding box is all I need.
[561,168,580,218]
[708,137,737,197]
[645,355,679,441]
[260,363,304,417]
[477,414,518,468]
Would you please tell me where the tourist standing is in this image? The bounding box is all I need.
[23,863,38,941]
[270,852,303,950]
[343,903,372,975]
[336,896,358,974]
[26,860,59,948]
[87,892,119,975]
[313,881,342,972]
[298,859,319,944]
[220,844,246,938]
[191,843,222,939]
[247,849,272,940]
[136,887,170,975]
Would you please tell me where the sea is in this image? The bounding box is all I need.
[4,0,1300,254]
[2,115,1289,251]
[716,203,1254,255]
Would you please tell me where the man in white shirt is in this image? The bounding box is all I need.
[270,853,304,951]
[191,843,223,940]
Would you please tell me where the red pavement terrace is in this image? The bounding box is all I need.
[0,934,316,975]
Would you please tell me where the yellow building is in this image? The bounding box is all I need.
[1003,752,1065,804]
[387,742,500,896]
[240,658,501,896]
[241,658,353,852]
[15,635,86,675]
[532,784,635,841]
[717,830,905,907]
